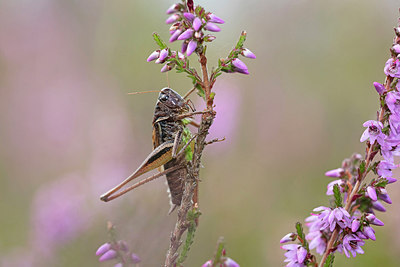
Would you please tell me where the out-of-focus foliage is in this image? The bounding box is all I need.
[0,0,400,266]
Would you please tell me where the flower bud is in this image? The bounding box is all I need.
[158,48,168,61]
[363,226,376,240]
[224,257,240,267]
[242,48,256,59]
[193,17,202,31]
[205,22,221,32]
[207,13,225,24]
[280,233,297,243]
[99,249,117,262]
[183,12,195,22]
[160,63,174,73]
[351,219,360,232]
[181,41,188,53]
[169,29,182,42]
[166,14,180,24]
[166,3,179,14]
[324,168,344,178]
[373,82,385,95]
[372,201,386,212]
[232,58,248,71]
[131,253,141,264]
[204,35,216,42]
[178,29,194,40]
[187,40,197,56]
[393,44,400,54]
[366,186,377,201]
[96,243,111,256]
[147,50,160,62]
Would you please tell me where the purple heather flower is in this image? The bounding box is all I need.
[242,48,256,59]
[169,29,182,42]
[377,160,396,178]
[178,51,185,60]
[99,249,117,262]
[166,14,180,24]
[181,41,188,53]
[363,226,376,240]
[360,120,385,145]
[324,207,351,231]
[114,263,123,267]
[393,44,400,54]
[193,17,202,31]
[373,82,385,95]
[365,213,384,226]
[384,58,400,78]
[351,219,360,232]
[325,168,344,178]
[158,48,168,62]
[131,253,141,264]
[160,64,173,73]
[202,260,212,267]
[178,29,194,40]
[386,177,397,183]
[96,243,111,256]
[224,257,240,267]
[378,188,392,204]
[305,206,331,232]
[204,34,216,42]
[389,113,400,134]
[166,3,179,14]
[187,40,197,56]
[366,186,377,201]
[281,244,307,266]
[207,13,225,24]
[147,50,159,62]
[183,12,195,22]
[280,233,297,243]
[372,201,387,212]
[326,179,345,195]
[205,22,221,32]
[306,231,326,255]
[386,91,400,116]
[341,234,365,258]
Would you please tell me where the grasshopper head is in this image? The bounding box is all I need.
[158,88,189,113]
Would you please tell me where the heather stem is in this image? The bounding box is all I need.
[164,48,215,267]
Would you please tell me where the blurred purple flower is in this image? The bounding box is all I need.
[207,13,225,24]
[377,160,396,178]
[193,17,202,31]
[384,58,400,78]
[96,243,112,256]
[242,48,256,59]
[363,226,376,240]
[183,12,195,22]
[281,244,307,266]
[280,233,297,243]
[373,82,385,95]
[326,179,345,195]
[360,120,385,145]
[393,44,400,54]
[31,174,91,255]
[166,3,179,14]
[169,29,182,42]
[306,231,326,255]
[372,201,387,212]
[99,249,118,262]
[340,234,365,258]
[187,39,197,56]
[386,91,400,116]
[378,188,392,204]
[147,50,159,62]
[325,168,344,178]
[351,219,360,232]
[205,22,221,32]
[366,186,377,201]
[166,14,180,24]
[178,29,194,40]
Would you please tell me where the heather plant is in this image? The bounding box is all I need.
[280,17,400,267]
[97,0,254,266]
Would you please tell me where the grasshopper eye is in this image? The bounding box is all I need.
[159,94,169,102]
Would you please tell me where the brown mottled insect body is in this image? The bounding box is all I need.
[100,87,192,211]
[152,88,190,208]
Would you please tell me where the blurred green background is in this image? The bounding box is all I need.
[1,0,400,266]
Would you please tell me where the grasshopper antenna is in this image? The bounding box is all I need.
[127,90,161,95]
[183,86,196,99]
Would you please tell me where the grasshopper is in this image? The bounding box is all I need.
[100,87,200,213]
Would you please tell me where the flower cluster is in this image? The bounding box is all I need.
[146,1,255,76]
[280,17,400,267]
[95,223,141,266]
[96,240,141,266]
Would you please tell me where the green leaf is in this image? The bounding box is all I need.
[176,207,201,265]
[152,32,167,49]
[359,160,366,174]
[182,127,193,161]
[212,237,225,266]
[333,184,343,208]
[324,253,335,267]
[295,222,309,251]
[235,31,247,50]
[374,178,389,188]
